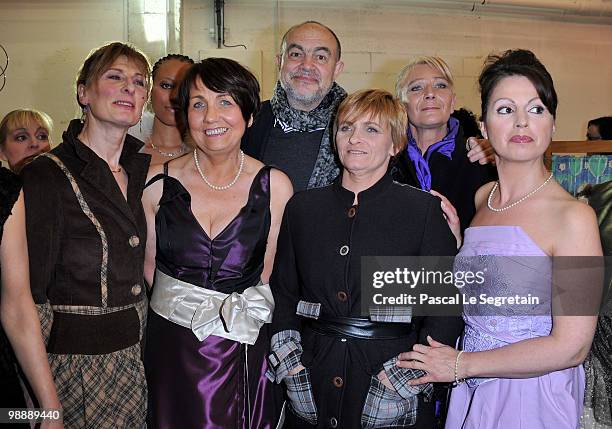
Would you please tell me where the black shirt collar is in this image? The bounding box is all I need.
[332,171,394,207]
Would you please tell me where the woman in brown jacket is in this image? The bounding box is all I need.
[21,42,151,428]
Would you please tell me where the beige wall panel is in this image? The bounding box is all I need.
[342,52,371,74]
[198,49,264,84]
[183,0,612,140]
[0,0,126,145]
[338,72,397,95]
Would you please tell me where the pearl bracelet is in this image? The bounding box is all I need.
[454,350,465,385]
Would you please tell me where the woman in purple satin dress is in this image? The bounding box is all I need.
[142,58,293,429]
[397,50,603,428]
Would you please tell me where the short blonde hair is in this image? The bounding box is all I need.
[0,109,53,148]
[334,89,408,153]
[395,56,454,103]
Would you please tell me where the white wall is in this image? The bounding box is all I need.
[183,0,612,140]
[0,0,127,145]
[0,0,178,147]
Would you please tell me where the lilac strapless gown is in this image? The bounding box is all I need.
[145,166,283,429]
[446,226,585,429]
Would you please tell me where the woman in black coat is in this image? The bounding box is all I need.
[392,56,496,235]
[268,89,462,428]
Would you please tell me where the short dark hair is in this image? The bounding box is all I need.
[479,49,557,120]
[176,58,261,129]
[280,21,342,61]
[588,116,612,140]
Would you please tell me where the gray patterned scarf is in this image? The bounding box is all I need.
[270,81,347,189]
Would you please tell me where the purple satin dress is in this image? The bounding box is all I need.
[446,226,585,429]
[145,166,283,429]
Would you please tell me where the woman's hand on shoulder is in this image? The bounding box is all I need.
[430,189,461,249]
[466,137,496,165]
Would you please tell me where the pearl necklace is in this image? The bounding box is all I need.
[150,139,188,158]
[193,149,245,191]
[487,172,554,212]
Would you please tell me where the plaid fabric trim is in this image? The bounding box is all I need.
[369,306,412,323]
[285,368,318,425]
[51,303,137,316]
[361,375,418,428]
[47,298,148,429]
[296,300,321,319]
[36,302,53,345]
[49,343,146,428]
[42,153,109,308]
[266,330,302,383]
[383,356,433,399]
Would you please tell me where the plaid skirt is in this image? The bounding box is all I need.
[37,299,148,429]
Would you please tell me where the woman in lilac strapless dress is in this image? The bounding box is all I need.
[447,226,586,428]
[142,58,292,429]
[397,50,602,428]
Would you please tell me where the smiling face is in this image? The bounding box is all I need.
[78,55,148,129]
[151,59,192,127]
[481,75,555,163]
[277,23,344,111]
[0,119,51,171]
[401,64,456,133]
[187,77,249,153]
[335,112,396,180]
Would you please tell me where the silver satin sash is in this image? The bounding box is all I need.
[150,269,274,345]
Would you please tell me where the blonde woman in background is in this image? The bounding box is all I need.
[1,169,62,428]
[0,109,52,173]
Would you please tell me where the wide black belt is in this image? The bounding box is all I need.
[47,307,140,355]
[307,315,413,340]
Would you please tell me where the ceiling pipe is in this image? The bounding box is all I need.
[342,0,612,24]
[214,0,224,49]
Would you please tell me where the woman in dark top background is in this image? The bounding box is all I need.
[0,108,55,415]
[139,53,194,165]
[582,180,612,428]
[0,109,52,173]
[0,167,62,428]
[269,89,462,428]
[393,56,496,235]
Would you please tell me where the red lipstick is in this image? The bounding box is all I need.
[510,135,533,143]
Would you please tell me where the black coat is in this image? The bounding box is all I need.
[391,126,497,232]
[271,174,463,428]
[241,100,341,190]
[241,100,274,161]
